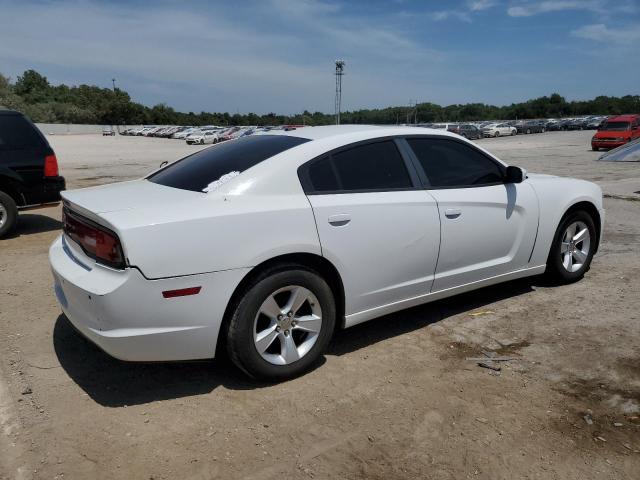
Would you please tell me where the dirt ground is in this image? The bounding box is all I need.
[1,131,639,480]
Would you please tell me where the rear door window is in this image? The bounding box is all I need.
[0,114,47,150]
[302,140,413,193]
[148,135,310,192]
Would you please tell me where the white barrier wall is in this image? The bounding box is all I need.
[35,124,143,135]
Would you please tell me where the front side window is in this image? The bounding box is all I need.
[407,138,504,188]
[601,121,631,131]
[148,135,309,192]
[304,140,412,193]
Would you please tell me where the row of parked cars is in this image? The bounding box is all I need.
[119,125,303,144]
[419,116,612,140]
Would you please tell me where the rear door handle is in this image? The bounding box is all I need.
[444,208,462,219]
[328,214,351,226]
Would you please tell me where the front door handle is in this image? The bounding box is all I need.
[444,208,462,219]
[328,214,351,227]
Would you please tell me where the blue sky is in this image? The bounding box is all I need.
[0,0,638,114]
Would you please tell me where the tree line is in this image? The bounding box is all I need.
[1,69,638,126]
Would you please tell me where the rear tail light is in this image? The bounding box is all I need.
[44,154,59,177]
[63,208,125,269]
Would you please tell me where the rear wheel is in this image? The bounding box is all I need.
[546,210,596,284]
[526,128,532,134]
[226,266,336,380]
[0,191,18,239]
[511,129,516,136]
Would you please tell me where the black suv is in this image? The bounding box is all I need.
[0,109,65,237]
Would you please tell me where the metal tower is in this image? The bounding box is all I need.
[334,60,345,125]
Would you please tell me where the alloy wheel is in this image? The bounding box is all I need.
[0,203,6,228]
[253,285,322,365]
[560,221,591,273]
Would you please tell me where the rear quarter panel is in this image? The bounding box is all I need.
[103,193,321,279]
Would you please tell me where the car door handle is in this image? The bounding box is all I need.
[328,214,351,227]
[444,208,462,219]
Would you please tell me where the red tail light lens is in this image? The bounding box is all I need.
[63,208,125,269]
[44,154,59,177]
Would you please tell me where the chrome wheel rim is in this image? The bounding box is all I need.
[253,285,322,365]
[561,221,591,273]
[0,203,6,228]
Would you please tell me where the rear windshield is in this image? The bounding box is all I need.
[600,121,630,131]
[147,135,310,192]
[0,114,47,149]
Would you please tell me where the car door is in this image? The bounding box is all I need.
[299,139,441,317]
[405,137,539,292]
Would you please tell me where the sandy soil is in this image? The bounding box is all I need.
[0,131,639,479]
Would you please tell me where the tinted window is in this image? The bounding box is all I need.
[148,135,310,192]
[407,138,504,188]
[0,114,47,149]
[308,156,339,191]
[322,140,412,192]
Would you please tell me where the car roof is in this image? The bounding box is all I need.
[606,115,638,122]
[271,124,462,142]
[0,108,21,116]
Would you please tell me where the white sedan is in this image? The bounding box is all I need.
[482,123,517,137]
[50,125,603,380]
[186,130,221,145]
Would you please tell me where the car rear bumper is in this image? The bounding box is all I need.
[49,234,249,361]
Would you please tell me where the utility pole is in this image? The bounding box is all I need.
[111,78,116,91]
[334,60,345,125]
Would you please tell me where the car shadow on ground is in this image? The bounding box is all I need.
[9,213,62,237]
[53,277,539,408]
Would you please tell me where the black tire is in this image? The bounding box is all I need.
[511,130,516,136]
[545,210,596,284]
[226,265,336,381]
[526,128,531,134]
[592,146,599,151]
[0,191,18,239]
[494,131,500,137]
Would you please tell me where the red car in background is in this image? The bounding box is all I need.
[591,114,640,151]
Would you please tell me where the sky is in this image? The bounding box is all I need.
[0,0,638,115]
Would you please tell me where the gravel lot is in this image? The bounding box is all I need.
[1,131,639,480]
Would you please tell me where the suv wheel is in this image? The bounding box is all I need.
[0,191,18,238]
[226,266,336,380]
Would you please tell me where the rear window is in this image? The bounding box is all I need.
[148,135,310,192]
[0,114,47,149]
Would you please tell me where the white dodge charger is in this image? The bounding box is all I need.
[50,125,603,380]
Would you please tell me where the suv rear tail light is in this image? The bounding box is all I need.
[44,154,59,177]
[62,208,125,269]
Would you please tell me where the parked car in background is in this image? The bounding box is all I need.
[517,121,545,134]
[102,127,116,136]
[482,123,516,137]
[0,109,66,237]
[566,118,588,131]
[591,114,640,151]
[50,125,603,380]
[448,124,482,140]
[186,129,222,145]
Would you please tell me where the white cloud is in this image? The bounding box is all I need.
[468,0,497,11]
[506,0,613,17]
[571,23,640,44]
[431,0,497,22]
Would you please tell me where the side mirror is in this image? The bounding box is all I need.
[505,166,526,184]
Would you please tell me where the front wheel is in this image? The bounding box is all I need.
[546,210,596,284]
[511,129,516,136]
[494,131,500,137]
[226,267,336,380]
